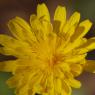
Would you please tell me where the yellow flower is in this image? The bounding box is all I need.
[0,3,95,95]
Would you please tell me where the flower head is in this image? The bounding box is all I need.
[0,3,95,95]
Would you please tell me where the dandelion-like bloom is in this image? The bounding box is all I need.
[0,3,95,95]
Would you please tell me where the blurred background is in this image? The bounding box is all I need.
[0,0,95,95]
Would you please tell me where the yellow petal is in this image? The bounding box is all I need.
[76,37,95,54]
[71,20,92,41]
[47,74,54,95]
[6,75,21,88]
[62,80,72,95]
[58,62,70,72]
[54,6,66,33]
[42,93,48,95]
[68,12,80,27]
[15,17,31,30]
[0,60,17,73]
[8,17,36,41]
[0,34,17,48]
[30,15,41,30]
[16,85,29,95]
[63,12,80,34]
[64,54,87,63]
[0,47,19,56]
[54,78,62,94]
[67,78,81,88]
[0,35,32,57]
[54,6,66,23]
[47,32,57,51]
[37,3,50,22]
[30,14,52,41]
[0,35,21,56]
[30,15,44,41]
[84,60,95,73]
[53,20,61,34]
[70,64,82,77]
[63,38,87,54]
[64,72,73,79]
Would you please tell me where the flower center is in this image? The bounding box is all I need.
[48,54,63,68]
